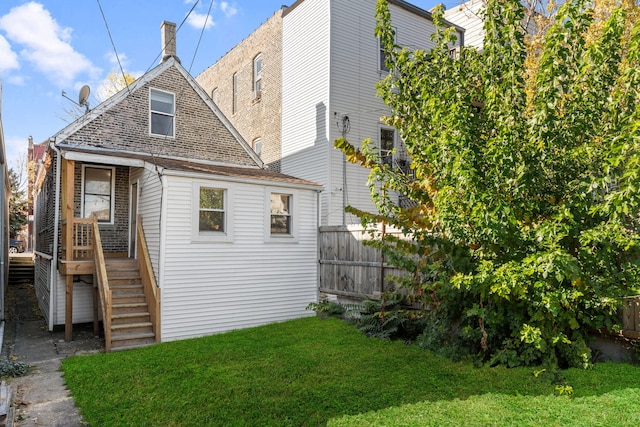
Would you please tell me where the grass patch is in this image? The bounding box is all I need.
[62,317,640,426]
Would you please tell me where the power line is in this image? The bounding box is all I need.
[189,0,215,74]
[96,0,131,96]
[145,0,201,74]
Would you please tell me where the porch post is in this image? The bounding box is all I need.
[62,158,75,341]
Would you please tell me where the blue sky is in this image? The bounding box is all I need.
[0,0,453,170]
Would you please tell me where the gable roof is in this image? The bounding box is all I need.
[52,57,263,169]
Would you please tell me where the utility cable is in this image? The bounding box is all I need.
[189,0,215,73]
[145,0,201,73]
[96,0,131,96]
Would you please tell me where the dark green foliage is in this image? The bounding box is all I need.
[306,298,346,319]
[0,359,29,378]
[346,295,427,342]
[336,0,640,368]
[9,168,27,238]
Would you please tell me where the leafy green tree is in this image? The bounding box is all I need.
[336,0,640,368]
[9,167,27,238]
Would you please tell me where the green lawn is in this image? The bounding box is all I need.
[62,316,640,426]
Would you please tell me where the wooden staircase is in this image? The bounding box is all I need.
[105,258,156,351]
[9,256,34,284]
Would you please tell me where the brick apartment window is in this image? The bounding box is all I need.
[82,166,115,223]
[232,73,238,114]
[253,54,263,99]
[150,88,175,137]
[253,138,263,159]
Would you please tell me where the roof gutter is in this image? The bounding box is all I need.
[159,166,324,192]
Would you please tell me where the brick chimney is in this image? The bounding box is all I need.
[161,21,180,63]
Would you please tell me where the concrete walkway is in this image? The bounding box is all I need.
[2,281,103,426]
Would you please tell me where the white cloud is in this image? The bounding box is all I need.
[0,34,19,73]
[0,2,100,86]
[187,11,215,30]
[105,51,129,68]
[5,136,27,167]
[220,2,238,18]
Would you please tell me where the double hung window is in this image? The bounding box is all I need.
[82,166,114,223]
[270,193,291,235]
[253,54,263,99]
[198,187,225,233]
[150,89,175,137]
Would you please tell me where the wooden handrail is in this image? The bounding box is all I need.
[136,214,161,342]
[92,215,112,352]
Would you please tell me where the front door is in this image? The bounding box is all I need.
[129,182,138,257]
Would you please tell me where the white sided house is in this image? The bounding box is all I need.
[33,22,321,351]
[196,0,465,227]
[444,0,539,50]
[280,0,464,226]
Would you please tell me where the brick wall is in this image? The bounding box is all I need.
[62,66,256,167]
[196,9,283,171]
[73,163,130,254]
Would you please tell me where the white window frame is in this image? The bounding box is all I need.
[265,188,298,242]
[149,88,175,138]
[379,125,396,166]
[378,27,397,73]
[253,54,263,100]
[211,87,219,105]
[252,137,263,159]
[81,165,116,224]
[192,183,234,243]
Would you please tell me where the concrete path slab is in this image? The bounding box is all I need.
[2,282,104,427]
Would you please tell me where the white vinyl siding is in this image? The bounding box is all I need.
[282,0,331,224]
[444,0,485,50]
[131,166,163,283]
[283,0,445,226]
[327,0,445,225]
[53,271,95,325]
[160,174,318,341]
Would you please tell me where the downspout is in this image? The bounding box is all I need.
[49,138,61,331]
[316,189,322,303]
[158,172,168,318]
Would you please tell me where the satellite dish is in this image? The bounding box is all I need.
[78,85,90,106]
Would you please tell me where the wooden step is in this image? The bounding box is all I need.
[100,257,157,352]
[110,283,144,294]
[112,321,153,335]
[112,311,151,325]
[112,294,147,304]
[110,330,156,351]
[112,302,149,313]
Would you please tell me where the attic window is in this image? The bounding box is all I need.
[150,88,175,137]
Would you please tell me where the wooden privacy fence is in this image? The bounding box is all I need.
[622,296,640,339]
[318,225,408,300]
